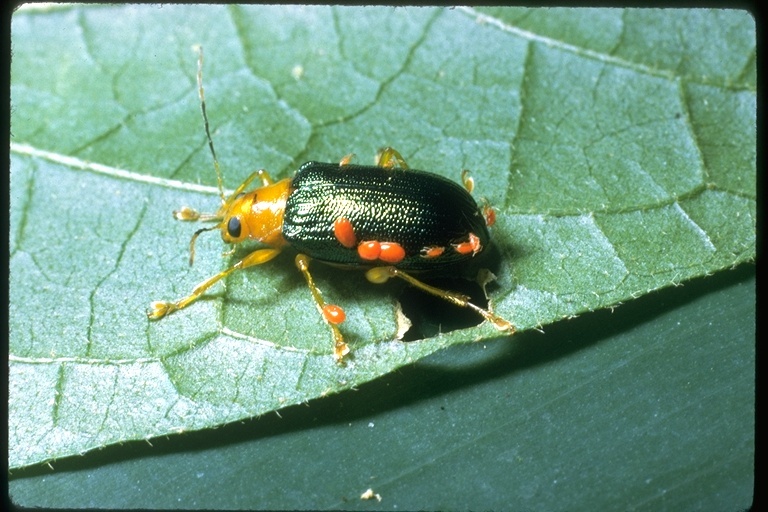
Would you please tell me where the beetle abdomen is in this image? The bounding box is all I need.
[283,162,490,273]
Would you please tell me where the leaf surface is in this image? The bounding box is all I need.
[9,4,755,480]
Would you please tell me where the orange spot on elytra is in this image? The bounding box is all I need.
[358,240,406,263]
[333,217,357,248]
[358,241,381,260]
[379,242,405,263]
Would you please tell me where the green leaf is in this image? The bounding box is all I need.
[9,267,755,510]
[9,5,754,492]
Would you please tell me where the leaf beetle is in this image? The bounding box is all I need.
[148,47,514,361]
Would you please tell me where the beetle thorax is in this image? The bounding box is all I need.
[221,178,291,247]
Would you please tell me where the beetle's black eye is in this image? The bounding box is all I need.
[227,217,242,238]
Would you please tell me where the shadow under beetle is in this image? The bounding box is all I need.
[148,47,514,361]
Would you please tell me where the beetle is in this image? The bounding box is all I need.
[148,47,514,361]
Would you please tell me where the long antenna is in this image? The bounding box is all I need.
[195,45,226,203]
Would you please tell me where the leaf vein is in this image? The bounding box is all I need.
[10,142,221,194]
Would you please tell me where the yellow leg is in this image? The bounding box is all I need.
[365,266,515,334]
[222,171,262,207]
[339,153,355,166]
[460,169,475,194]
[148,248,282,319]
[256,169,275,187]
[375,147,409,169]
[295,254,350,362]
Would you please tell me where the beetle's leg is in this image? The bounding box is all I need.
[375,147,409,169]
[294,254,350,362]
[148,248,282,320]
[256,169,275,187]
[220,171,264,208]
[460,169,496,227]
[339,153,355,167]
[365,266,515,334]
[460,169,475,194]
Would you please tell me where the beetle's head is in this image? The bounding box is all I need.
[186,179,291,265]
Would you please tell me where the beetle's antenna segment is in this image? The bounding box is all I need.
[195,45,226,203]
[188,225,220,266]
